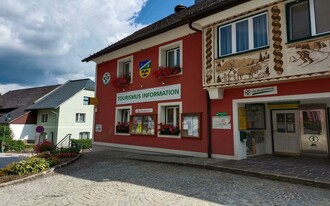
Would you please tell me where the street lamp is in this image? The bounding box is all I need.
[1,114,12,153]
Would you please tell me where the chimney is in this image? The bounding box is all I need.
[174,4,187,12]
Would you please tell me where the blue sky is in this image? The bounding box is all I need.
[0,0,195,94]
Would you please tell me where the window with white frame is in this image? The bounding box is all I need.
[159,41,183,69]
[287,0,330,42]
[79,132,90,139]
[218,12,269,57]
[117,56,133,83]
[41,114,48,122]
[158,102,182,137]
[115,106,131,134]
[75,113,86,123]
[83,96,89,105]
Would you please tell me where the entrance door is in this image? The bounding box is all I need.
[272,110,300,155]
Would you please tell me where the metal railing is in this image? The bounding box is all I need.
[56,134,72,148]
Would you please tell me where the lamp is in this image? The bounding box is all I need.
[1,114,12,153]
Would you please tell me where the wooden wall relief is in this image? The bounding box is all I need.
[271,5,284,75]
[205,27,213,85]
[214,50,270,84]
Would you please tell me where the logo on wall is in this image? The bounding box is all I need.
[102,72,111,85]
[139,60,151,78]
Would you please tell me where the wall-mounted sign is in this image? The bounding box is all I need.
[139,60,151,78]
[135,108,153,113]
[268,102,300,109]
[238,107,247,130]
[102,72,110,85]
[89,97,99,105]
[116,84,181,105]
[36,126,44,133]
[212,116,231,129]
[244,86,277,97]
[95,124,102,132]
[216,112,227,116]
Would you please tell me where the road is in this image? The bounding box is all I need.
[0,155,26,168]
[0,151,330,206]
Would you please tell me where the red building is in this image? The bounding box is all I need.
[84,0,330,160]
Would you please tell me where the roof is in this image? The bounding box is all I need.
[27,79,95,110]
[82,0,250,62]
[0,85,59,123]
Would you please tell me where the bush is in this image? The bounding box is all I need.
[4,140,25,152]
[1,157,49,176]
[34,141,55,153]
[71,139,92,150]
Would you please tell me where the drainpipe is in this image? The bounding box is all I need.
[50,110,59,144]
[206,91,211,158]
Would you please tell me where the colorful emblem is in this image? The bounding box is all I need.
[139,60,151,78]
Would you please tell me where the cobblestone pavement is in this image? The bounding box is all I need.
[1,151,330,206]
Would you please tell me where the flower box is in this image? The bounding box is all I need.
[116,122,129,133]
[112,76,131,88]
[158,123,180,135]
[152,66,182,78]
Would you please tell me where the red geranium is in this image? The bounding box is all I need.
[158,123,180,135]
[152,66,182,78]
[112,76,130,88]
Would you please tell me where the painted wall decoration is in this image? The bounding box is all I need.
[287,37,330,75]
[139,60,151,78]
[214,50,270,84]
[204,27,213,85]
[271,5,284,75]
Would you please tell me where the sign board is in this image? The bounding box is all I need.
[36,126,44,133]
[135,108,153,113]
[89,97,99,105]
[212,116,231,129]
[244,86,277,97]
[116,84,181,105]
[216,112,227,116]
[238,107,247,130]
[95,124,102,132]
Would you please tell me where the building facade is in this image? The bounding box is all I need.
[85,0,330,159]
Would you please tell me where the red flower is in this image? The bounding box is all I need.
[112,76,130,88]
[158,123,180,135]
[152,66,182,78]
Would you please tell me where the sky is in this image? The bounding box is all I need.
[0,0,194,94]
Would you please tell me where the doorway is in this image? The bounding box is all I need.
[272,110,300,155]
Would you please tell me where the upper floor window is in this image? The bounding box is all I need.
[218,12,269,57]
[117,56,133,83]
[41,114,48,122]
[159,41,183,69]
[287,0,330,42]
[83,96,89,105]
[76,113,86,123]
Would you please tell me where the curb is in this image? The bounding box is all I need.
[127,158,330,190]
[0,154,81,188]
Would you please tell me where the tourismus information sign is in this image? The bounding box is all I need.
[116,84,181,105]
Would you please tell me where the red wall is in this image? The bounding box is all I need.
[95,32,209,153]
[210,77,330,156]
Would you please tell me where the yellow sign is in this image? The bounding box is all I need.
[268,103,299,109]
[139,60,151,78]
[238,107,247,130]
[89,97,98,105]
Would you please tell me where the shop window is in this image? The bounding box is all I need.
[75,113,86,123]
[115,106,131,134]
[117,56,133,83]
[130,114,156,135]
[218,12,268,57]
[245,104,265,129]
[41,114,48,122]
[79,132,90,139]
[287,0,330,42]
[181,113,201,138]
[159,41,183,70]
[158,102,182,137]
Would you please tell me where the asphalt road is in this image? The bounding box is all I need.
[0,155,25,168]
[1,151,330,206]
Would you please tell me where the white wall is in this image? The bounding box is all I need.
[57,89,94,144]
[9,124,36,141]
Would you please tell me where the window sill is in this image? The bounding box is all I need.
[115,132,130,136]
[158,134,181,138]
[129,133,156,136]
[217,46,269,59]
[286,33,330,45]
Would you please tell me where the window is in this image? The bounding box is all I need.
[117,56,133,83]
[115,106,131,134]
[83,96,89,105]
[130,115,156,135]
[159,41,183,69]
[79,132,90,139]
[76,113,86,123]
[287,0,330,42]
[41,114,48,122]
[218,12,269,57]
[158,102,182,137]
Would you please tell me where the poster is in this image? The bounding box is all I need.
[212,116,231,129]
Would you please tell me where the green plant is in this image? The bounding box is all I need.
[1,158,49,176]
[71,139,92,150]
[4,140,25,152]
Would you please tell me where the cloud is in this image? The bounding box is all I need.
[0,0,148,93]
